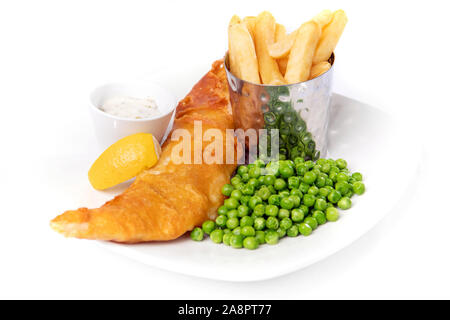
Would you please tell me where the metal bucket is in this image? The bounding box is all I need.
[224,53,334,161]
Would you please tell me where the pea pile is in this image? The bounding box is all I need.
[190,157,365,250]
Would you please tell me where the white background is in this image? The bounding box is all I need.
[1,0,449,299]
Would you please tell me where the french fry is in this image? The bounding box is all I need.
[309,61,331,80]
[275,23,287,42]
[243,16,257,40]
[313,10,347,64]
[268,30,298,59]
[228,22,261,84]
[254,11,285,85]
[313,9,333,29]
[277,57,288,76]
[228,15,242,78]
[285,20,321,84]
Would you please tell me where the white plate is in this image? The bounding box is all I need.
[91,66,420,281]
[82,65,419,282]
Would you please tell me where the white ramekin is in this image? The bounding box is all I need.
[90,81,177,150]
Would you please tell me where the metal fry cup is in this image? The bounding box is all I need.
[224,53,334,161]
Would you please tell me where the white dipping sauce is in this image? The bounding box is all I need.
[99,96,160,119]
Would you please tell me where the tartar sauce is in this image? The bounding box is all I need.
[99,96,160,119]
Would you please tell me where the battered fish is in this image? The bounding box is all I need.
[51,60,237,243]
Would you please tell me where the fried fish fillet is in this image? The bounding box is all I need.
[51,60,237,243]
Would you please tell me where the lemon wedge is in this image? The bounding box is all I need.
[88,133,161,190]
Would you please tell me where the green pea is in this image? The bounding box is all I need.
[329,171,338,182]
[308,186,319,196]
[243,236,259,250]
[263,175,276,186]
[298,223,312,236]
[325,178,334,187]
[278,208,290,219]
[314,198,328,211]
[226,217,239,229]
[227,209,238,219]
[280,197,294,210]
[280,166,294,178]
[215,215,227,227]
[210,229,224,243]
[221,184,234,196]
[288,195,301,207]
[253,204,265,217]
[265,162,280,177]
[291,208,305,222]
[248,196,263,209]
[338,197,352,210]
[277,228,286,238]
[304,216,318,230]
[335,181,350,195]
[296,164,308,176]
[266,216,279,230]
[287,225,299,237]
[278,190,290,198]
[241,226,256,237]
[268,185,277,194]
[274,178,287,191]
[230,189,242,201]
[303,171,317,184]
[312,210,327,225]
[304,160,314,169]
[352,172,363,181]
[302,194,316,207]
[237,165,248,176]
[240,216,254,227]
[230,234,244,248]
[290,188,303,198]
[336,172,349,183]
[294,157,305,166]
[288,176,300,189]
[280,217,293,230]
[254,159,266,167]
[328,190,342,204]
[329,166,340,175]
[299,182,310,194]
[265,204,279,217]
[202,220,215,235]
[230,176,241,187]
[248,178,259,189]
[319,187,331,197]
[255,230,266,244]
[268,194,281,206]
[224,198,239,209]
[223,229,231,234]
[352,182,366,195]
[235,182,245,191]
[321,163,331,173]
[190,227,204,241]
[237,205,249,217]
[265,230,279,245]
[258,176,266,187]
[223,233,232,246]
[249,166,261,179]
[315,175,326,188]
[254,217,266,230]
[326,207,339,222]
[257,186,271,200]
[345,190,354,198]
[232,227,242,235]
[242,184,255,196]
[217,205,228,215]
[336,159,347,169]
[241,173,250,183]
